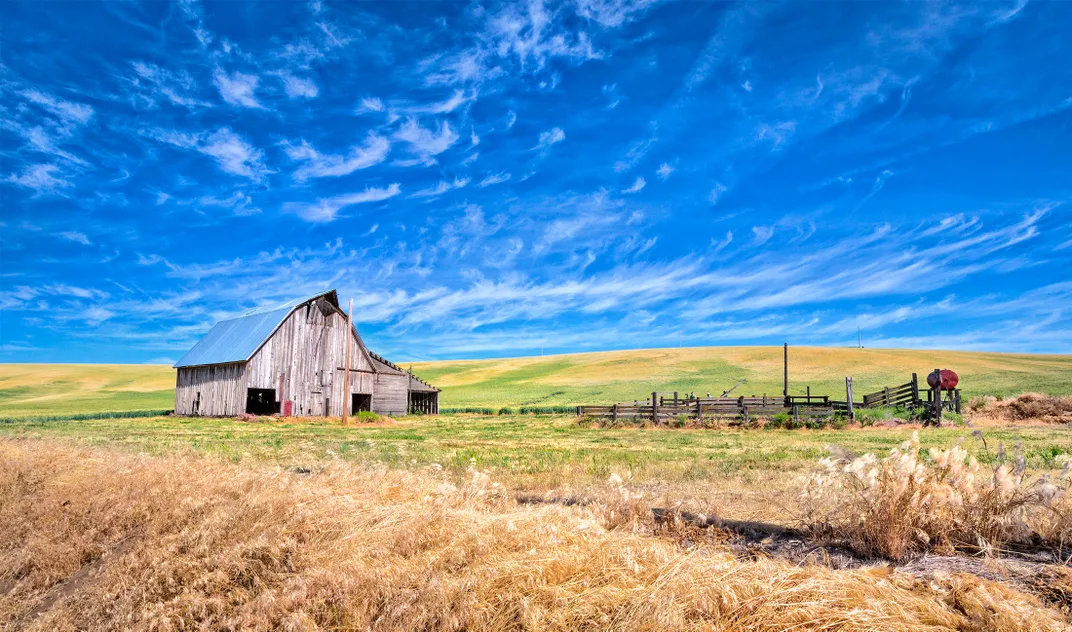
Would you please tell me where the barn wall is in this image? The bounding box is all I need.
[246,299,376,417]
[373,372,409,416]
[175,363,246,416]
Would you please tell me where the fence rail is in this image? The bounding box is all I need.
[576,396,836,425]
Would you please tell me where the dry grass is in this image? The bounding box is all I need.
[968,392,1072,425]
[802,432,1072,561]
[3,439,1071,631]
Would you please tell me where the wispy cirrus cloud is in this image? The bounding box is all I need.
[622,176,645,193]
[285,132,390,180]
[533,126,565,151]
[394,118,460,165]
[284,183,401,222]
[409,177,470,198]
[5,164,71,193]
[479,172,511,187]
[213,70,263,108]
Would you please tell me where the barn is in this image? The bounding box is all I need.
[173,289,438,417]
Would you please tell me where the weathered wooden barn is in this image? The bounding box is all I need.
[173,290,439,417]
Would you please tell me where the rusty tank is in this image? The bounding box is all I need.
[926,369,959,390]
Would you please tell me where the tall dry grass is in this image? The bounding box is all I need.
[802,432,1072,561]
[967,392,1072,424]
[2,438,1070,631]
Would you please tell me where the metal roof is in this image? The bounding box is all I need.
[173,290,337,368]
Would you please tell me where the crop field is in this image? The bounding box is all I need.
[3,346,1072,418]
[2,351,1072,630]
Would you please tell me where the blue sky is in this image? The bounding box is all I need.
[2,0,1071,364]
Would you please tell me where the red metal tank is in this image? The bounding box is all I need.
[926,369,959,390]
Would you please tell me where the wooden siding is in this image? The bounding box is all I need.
[373,372,409,416]
[246,299,375,417]
[175,362,246,416]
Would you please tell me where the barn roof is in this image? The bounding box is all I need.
[174,290,339,368]
[369,351,441,392]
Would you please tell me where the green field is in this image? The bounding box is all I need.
[2,414,1068,491]
[2,347,1072,417]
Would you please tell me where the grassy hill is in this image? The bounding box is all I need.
[2,347,1071,417]
[409,346,1072,408]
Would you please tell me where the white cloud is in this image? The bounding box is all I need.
[394,118,459,164]
[278,72,318,98]
[622,177,646,193]
[479,172,511,187]
[656,162,674,180]
[58,231,91,245]
[708,182,728,205]
[602,83,621,109]
[21,90,94,125]
[214,70,263,108]
[198,128,268,180]
[130,62,211,109]
[284,183,401,222]
[751,225,775,245]
[533,126,565,150]
[286,132,390,180]
[5,164,71,192]
[358,96,385,113]
[410,177,470,198]
[198,191,260,216]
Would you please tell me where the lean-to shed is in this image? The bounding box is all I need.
[173,290,439,417]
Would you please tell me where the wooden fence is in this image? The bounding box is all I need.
[860,373,920,408]
[576,395,834,424]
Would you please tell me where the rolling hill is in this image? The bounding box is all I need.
[2,346,1070,417]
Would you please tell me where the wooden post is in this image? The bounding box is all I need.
[407,366,413,415]
[742,405,749,425]
[342,298,353,424]
[911,373,919,406]
[673,391,678,406]
[783,343,788,399]
[793,404,799,425]
[806,385,811,399]
[696,399,702,422]
[954,389,961,415]
[933,368,942,426]
[845,377,855,422]
[612,403,618,424]
[883,386,890,406]
[651,391,658,425]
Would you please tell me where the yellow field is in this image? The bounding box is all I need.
[2,347,1071,417]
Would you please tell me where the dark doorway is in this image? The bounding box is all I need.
[351,393,371,414]
[246,388,279,415]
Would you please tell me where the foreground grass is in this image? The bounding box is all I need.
[4,347,1072,417]
[4,438,1071,631]
[2,414,1068,493]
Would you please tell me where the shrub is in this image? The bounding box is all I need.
[802,431,1072,560]
[354,410,384,423]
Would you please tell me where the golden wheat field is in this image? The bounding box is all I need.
[3,438,1072,631]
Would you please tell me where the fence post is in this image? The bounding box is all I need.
[673,391,678,406]
[932,368,942,426]
[883,386,890,406]
[954,389,961,414]
[846,377,855,422]
[612,403,618,424]
[652,391,658,425]
[793,404,799,425]
[911,373,919,406]
[575,405,581,417]
[743,405,749,425]
[696,399,702,423]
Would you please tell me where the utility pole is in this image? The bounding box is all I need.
[783,343,788,399]
[342,298,353,424]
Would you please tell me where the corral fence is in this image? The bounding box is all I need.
[576,394,836,426]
